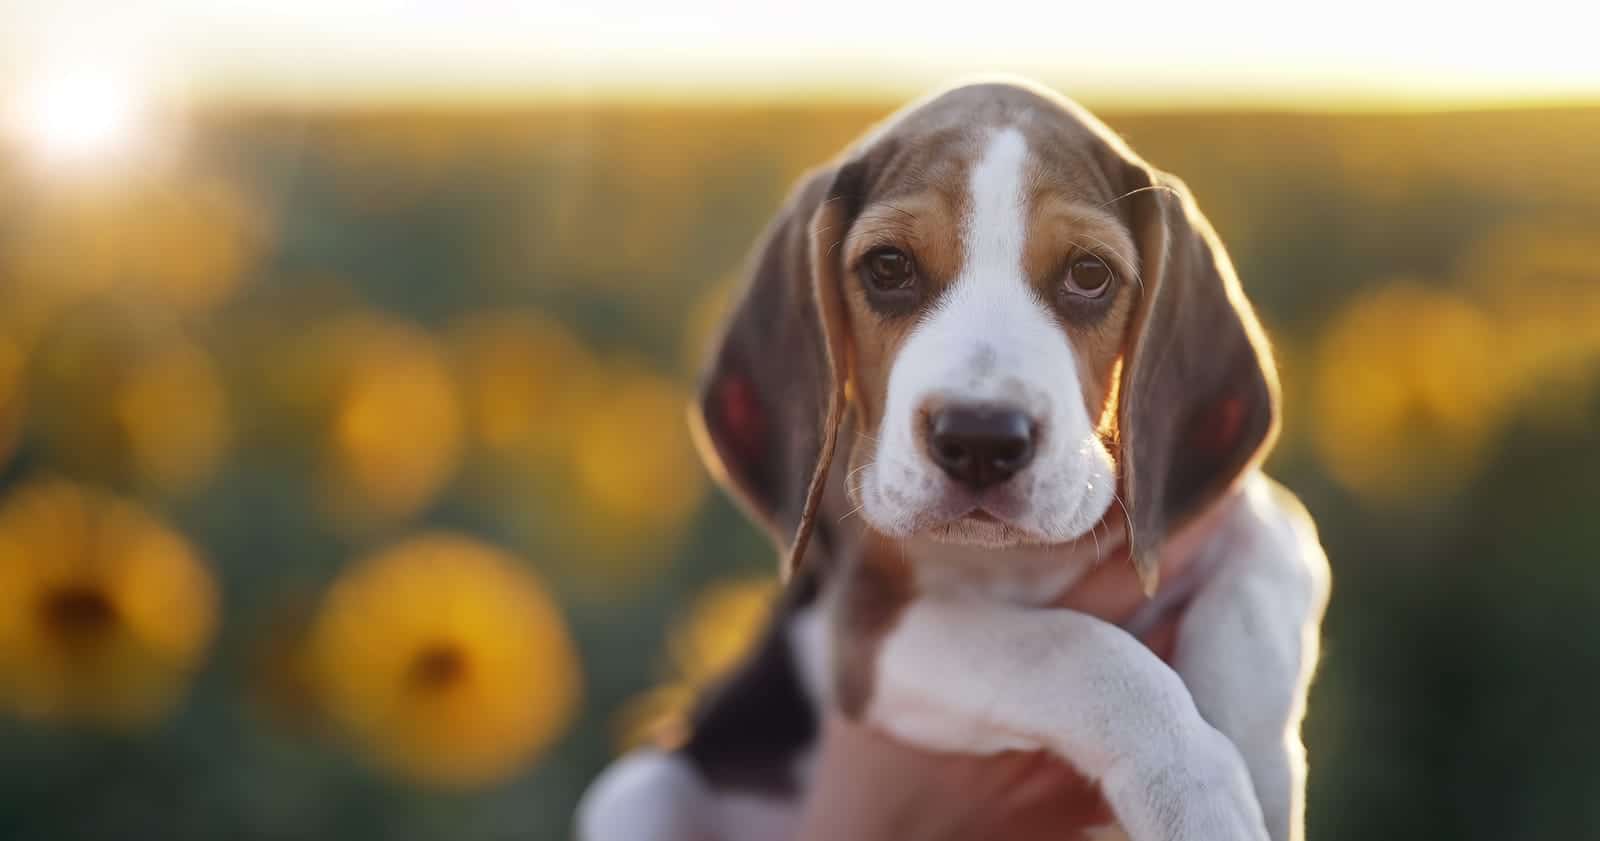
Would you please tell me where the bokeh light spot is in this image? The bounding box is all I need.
[568,362,706,558]
[3,172,266,314]
[27,308,231,494]
[615,577,775,750]
[451,312,594,464]
[1311,283,1513,501]
[317,318,464,528]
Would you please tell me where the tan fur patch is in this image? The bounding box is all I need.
[842,189,965,426]
[1021,195,1140,423]
[833,530,916,719]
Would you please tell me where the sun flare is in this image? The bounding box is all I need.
[8,72,148,168]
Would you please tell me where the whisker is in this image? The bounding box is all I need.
[1111,488,1136,555]
[1095,183,1179,209]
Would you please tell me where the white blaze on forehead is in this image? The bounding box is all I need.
[962,126,1031,282]
[902,124,1060,409]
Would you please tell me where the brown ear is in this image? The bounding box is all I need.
[1119,170,1280,593]
[691,164,859,577]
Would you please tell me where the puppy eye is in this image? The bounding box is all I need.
[862,247,917,292]
[1063,255,1114,298]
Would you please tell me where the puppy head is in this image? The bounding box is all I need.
[696,80,1278,588]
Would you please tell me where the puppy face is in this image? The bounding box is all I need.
[696,80,1276,586]
[839,117,1140,548]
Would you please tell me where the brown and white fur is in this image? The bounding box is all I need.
[577,79,1330,841]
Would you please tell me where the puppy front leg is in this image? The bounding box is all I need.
[1169,477,1332,841]
[863,597,1268,841]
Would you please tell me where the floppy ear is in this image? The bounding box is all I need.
[691,164,860,577]
[1119,170,1280,593]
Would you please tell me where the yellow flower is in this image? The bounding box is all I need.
[123,175,269,314]
[0,479,218,728]
[308,534,582,789]
[571,362,705,534]
[667,578,777,685]
[614,577,775,751]
[1311,283,1513,501]
[449,312,597,466]
[114,341,232,493]
[566,362,710,572]
[317,318,464,527]
[450,311,706,586]
[25,307,231,494]
[4,172,265,314]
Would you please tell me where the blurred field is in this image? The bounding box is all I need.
[1,100,1599,841]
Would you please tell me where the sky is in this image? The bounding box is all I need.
[1,0,1598,108]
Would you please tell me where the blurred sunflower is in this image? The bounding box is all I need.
[451,312,707,585]
[25,305,231,495]
[307,534,582,788]
[449,311,597,468]
[312,317,464,528]
[114,342,232,492]
[614,577,775,751]
[0,479,218,728]
[122,174,269,313]
[1311,283,1515,502]
[565,359,706,568]
[3,171,266,315]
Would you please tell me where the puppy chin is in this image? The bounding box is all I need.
[925,516,1041,548]
[860,484,1056,548]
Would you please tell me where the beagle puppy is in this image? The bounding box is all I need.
[578,79,1330,841]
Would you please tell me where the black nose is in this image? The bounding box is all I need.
[928,405,1036,490]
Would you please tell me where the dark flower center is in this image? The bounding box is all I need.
[38,585,118,640]
[407,641,469,691]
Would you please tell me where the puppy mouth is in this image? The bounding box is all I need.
[921,500,1048,545]
[923,507,1044,547]
[858,464,1053,543]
